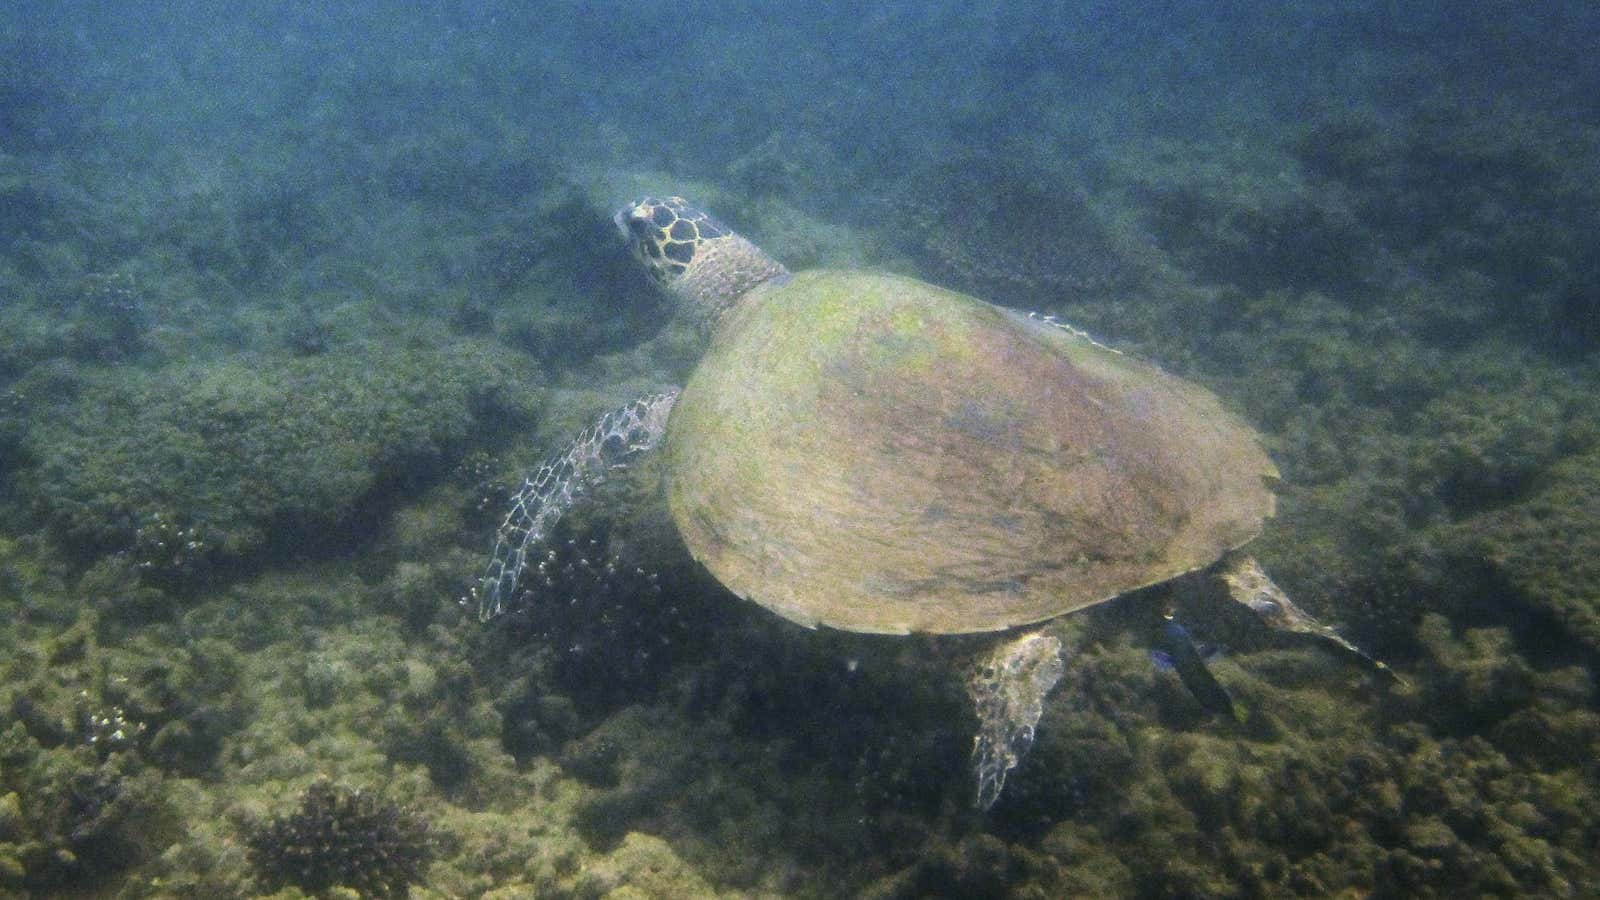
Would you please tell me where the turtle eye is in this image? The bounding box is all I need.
[627,216,651,237]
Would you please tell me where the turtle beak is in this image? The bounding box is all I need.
[613,205,633,239]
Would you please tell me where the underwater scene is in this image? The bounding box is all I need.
[3,1,1599,897]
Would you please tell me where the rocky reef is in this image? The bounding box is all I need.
[24,338,540,570]
[1,2,1598,898]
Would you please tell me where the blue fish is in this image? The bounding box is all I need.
[1156,617,1236,719]
[1150,641,1224,672]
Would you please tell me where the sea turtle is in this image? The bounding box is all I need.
[478,196,1384,807]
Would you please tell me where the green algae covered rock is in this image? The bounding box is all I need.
[1437,450,1600,651]
[0,720,176,893]
[2,605,250,779]
[25,335,540,567]
[564,831,723,899]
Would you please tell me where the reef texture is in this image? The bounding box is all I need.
[244,778,435,898]
[1,5,1598,898]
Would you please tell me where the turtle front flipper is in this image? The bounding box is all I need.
[476,392,678,620]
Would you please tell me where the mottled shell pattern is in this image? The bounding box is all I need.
[617,197,1278,635]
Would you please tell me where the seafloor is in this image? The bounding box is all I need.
[2,2,1598,898]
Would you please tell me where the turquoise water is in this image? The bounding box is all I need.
[2,2,1598,896]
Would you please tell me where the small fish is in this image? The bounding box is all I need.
[1148,641,1222,673]
[1156,616,1237,719]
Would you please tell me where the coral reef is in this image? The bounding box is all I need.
[491,191,672,372]
[0,720,175,893]
[891,152,1140,309]
[3,607,250,781]
[563,831,724,899]
[54,272,150,362]
[244,778,436,899]
[0,4,1597,899]
[1294,107,1600,353]
[1432,450,1600,652]
[23,336,541,567]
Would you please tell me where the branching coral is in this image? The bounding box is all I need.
[244,779,435,899]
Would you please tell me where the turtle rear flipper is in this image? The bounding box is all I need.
[1220,554,1403,685]
[967,631,1065,810]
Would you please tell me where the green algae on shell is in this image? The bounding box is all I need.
[664,268,1278,634]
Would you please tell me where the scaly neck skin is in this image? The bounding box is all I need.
[670,231,789,335]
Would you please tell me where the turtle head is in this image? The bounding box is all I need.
[615,196,788,332]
